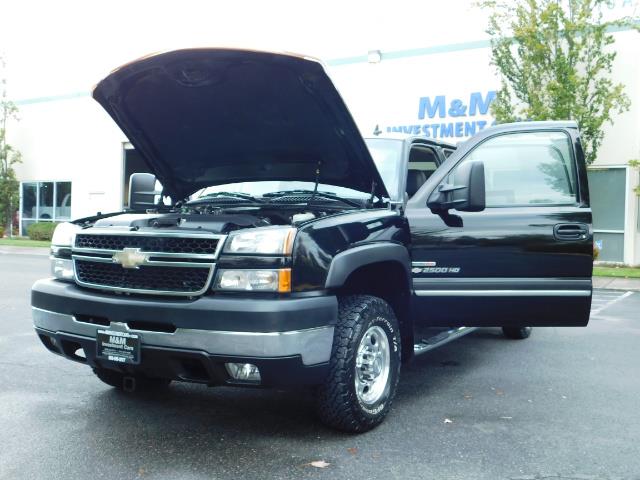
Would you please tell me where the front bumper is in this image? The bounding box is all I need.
[32,279,337,386]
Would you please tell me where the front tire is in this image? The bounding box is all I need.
[316,295,401,433]
[502,326,532,340]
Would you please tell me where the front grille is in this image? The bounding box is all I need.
[72,232,224,296]
[75,234,219,255]
[75,260,211,294]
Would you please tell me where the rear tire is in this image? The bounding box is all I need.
[316,295,401,433]
[502,326,532,340]
[93,368,171,391]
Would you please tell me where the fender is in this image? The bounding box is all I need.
[324,243,412,290]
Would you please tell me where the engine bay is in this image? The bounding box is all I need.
[90,204,344,234]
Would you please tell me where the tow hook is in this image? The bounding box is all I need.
[123,376,137,392]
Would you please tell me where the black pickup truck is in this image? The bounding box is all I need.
[32,49,592,433]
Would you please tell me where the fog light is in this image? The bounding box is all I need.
[225,362,261,382]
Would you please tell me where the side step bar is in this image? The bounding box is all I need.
[414,327,478,356]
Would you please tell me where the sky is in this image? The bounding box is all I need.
[1,0,637,101]
[0,0,489,99]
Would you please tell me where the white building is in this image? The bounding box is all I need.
[4,0,640,264]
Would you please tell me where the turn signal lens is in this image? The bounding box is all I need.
[282,228,296,255]
[278,268,291,293]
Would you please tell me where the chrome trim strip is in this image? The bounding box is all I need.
[414,289,592,297]
[140,260,216,268]
[75,230,226,239]
[32,307,333,365]
[72,254,213,269]
[73,247,219,261]
[412,277,592,285]
[72,254,112,264]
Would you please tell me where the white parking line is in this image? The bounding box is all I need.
[591,290,634,316]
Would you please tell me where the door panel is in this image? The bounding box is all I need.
[407,125,592,328]
[407,206,592,326]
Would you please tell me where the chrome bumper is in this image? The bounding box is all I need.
[32,307,334,366]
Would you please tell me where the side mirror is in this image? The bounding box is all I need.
[427,161,486,213]
[128,173,158,211]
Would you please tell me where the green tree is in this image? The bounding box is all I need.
[630,159,639,196]
[0,56,21,236]
[478,0,638,164]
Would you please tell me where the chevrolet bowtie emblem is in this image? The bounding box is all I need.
[112,248,149,269]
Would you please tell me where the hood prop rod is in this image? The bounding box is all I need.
[306,160,322,209]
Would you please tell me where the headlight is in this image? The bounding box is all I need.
[51,258,75,281]
[215,269,291,292]
[224,227,296,255]
[51,222,81,254]
[50,222,80,281]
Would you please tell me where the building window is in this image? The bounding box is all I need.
[38,182,54,220]
[55,182,72,219]
[587,168,626,262]
[20,182,38,234]
[20,181,72,235]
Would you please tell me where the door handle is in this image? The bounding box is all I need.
[553,223,589,241]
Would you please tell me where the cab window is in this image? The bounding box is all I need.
[455,131,578,207]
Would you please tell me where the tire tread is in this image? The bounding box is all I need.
[316,295,400,432]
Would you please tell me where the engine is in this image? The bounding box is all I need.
[90,207,321,234]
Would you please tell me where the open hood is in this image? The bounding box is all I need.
[93,48,388,201]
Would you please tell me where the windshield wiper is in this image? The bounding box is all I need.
[263,190,362,208]
[188,192,263,204]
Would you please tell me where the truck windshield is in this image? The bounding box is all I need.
[196,181,370,200]
[194,139,405,202]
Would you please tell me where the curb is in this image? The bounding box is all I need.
[0,246,50,256]
[593,276,640,292]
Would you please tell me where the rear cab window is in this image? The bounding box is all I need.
[406,144,440,198]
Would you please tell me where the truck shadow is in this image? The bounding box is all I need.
[395,327,506,403]
[75,328,507,467]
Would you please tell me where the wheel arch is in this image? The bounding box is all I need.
[325,244,414,362]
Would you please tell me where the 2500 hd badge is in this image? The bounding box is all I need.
[412,262,462,274]
[32,48,593,433]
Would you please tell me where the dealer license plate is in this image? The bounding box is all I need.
[96,330,141,365]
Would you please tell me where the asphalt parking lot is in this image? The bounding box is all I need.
[1,251,639,480]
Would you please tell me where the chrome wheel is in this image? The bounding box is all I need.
[355,325,391,405]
